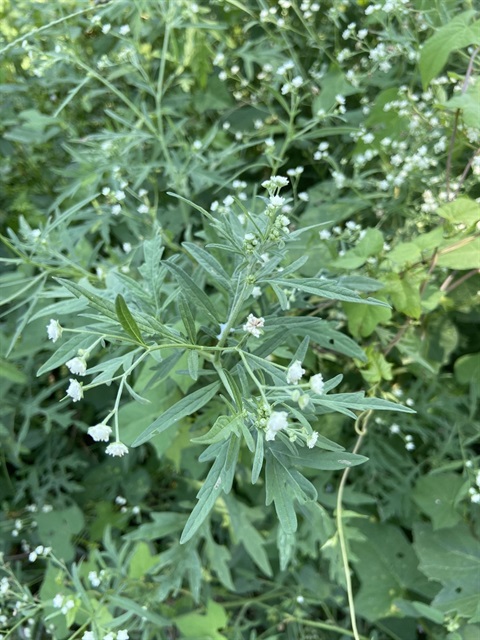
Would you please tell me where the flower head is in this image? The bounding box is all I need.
[243,314,265,338]
[286,360,305,385]
[88,424,112,442]
[310,373,324,395]
[265,411,288,441]
[105,442,129,457]
[66,379,83,402]
[117,632,129,640]
[46,319,63,343]
[66,357,87,376]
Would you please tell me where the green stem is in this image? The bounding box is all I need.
[336,412,371,640]
[238,350,268,404]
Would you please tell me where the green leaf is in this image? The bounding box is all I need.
[115,294,145,344]
[444,83,480,128]
[343,300,392,338]
[37,334,94,377]
[270,277,390,306]
[382,272,422,318]
[180,439,231,543]
[131,381,220,447]
[358,347,393,385]
[0,358,27,384]
[187,350,199,381]
[437,237,480,270]
[419,11,480,87]
[265,454,298,533]
[265,316,366,361]
[191,414,242,445]
[412,473,465,530]
[352,521,433,621]
[436,197,480,227]
[174,600,228,640]
[414,523,480,618]
[178,294,197,343]
[183,242,232,292]
[164,261,221,323]
[331,228,384,269]
[252,431,264,484]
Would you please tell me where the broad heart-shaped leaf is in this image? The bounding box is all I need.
[444,83,480,128]
[414,523,480,619]
[343,300,392,338]
[115,294,145,344]
[412,472,466,530]
[419,11,480,88]
[331,228,384,269]
[382,272,422,319]
[174,600,228,640]
[131,381,220,447]
[164,261,222,324]
[351,520,434,621]
[436,197,480,227]
[437,236,480,270]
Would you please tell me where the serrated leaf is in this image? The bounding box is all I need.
[131,381,221,447]
[115,294,145,344]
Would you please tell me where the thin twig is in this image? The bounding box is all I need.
[443,268,480,293]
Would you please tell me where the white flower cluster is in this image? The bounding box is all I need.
[265,411,289,441]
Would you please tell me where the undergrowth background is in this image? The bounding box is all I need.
[0,1,479,639]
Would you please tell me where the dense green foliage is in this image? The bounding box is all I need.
[1,1,479,639]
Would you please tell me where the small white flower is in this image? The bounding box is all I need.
[117,632,129,640]
[66,357,87,376]
[46,319,63,343]
[389,424,401,434]
[53,594,64,609]
[103,634,115,640]
[269,195,285,207]
[471,492,480,504]
[223,195,234,207]
[306,432,319,448]
[112,204,122,215]
[137,204,149,214]
[88,424,112,442]
[265,411,289,441]
[138,188,148,197]
[88,571,101,587]
[102,23,111,34]
[66,379,83,402]
[405,442,415,451]
[115,495,127,505]
[251,286,262,299]
[105,442,129,457]
[101,187,111,196]
[243,314,265,338]
[28,551,37,562]
[122,242,132,253]
[406,398,414,407]
[119,25,130,35]
[298,192,309,202]
[310,373,324,394]
[82,632,95,640]
[192,139,202,150]
[319,229,331,240]
[286,360,305,385]
[115,190,126,201]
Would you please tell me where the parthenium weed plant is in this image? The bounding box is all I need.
[1,1,479,639]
